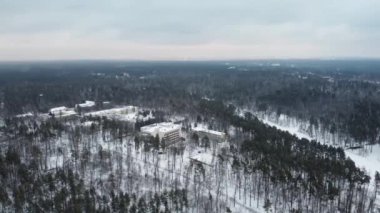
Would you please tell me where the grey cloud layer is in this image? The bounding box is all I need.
[0,0,379,59]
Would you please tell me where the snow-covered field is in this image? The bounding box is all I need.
[345,145,380,181]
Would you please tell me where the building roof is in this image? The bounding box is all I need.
[141,122,181,135]
[49,106,76,117]
[84,106,138,122]
[77,100,95,108]
[49,106,67,113]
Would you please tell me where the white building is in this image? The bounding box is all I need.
[192,126,227,142]
[140,122,181,145]
[49,106,77,117]
[76,100,96,108]
[49,106,67,114]
[75,100,96,113]
[85,106,138,122]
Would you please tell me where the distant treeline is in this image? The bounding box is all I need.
[1,61,380,144]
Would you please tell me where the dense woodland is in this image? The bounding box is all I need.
[1,60,380,212]
[1,60,380,145]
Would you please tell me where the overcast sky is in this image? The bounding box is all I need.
[1,0,379,61]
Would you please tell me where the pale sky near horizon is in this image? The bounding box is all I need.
[1,0,379,61]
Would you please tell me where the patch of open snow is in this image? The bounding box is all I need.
[47,155,64,169]
[192,126,226,137]
[345,145,380,179]
[81,121,96,127]
[261,119,312,140]
[16,112,34,118]
[189,152,215,166]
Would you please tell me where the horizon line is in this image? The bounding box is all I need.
[1,57,380,64]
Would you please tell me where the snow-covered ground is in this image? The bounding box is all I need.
[260,118,312,141]
[345,145,380,180]
[42,125,264,213]
[192,126,226,138]
[16,112,34,118]
[15,105,379,212]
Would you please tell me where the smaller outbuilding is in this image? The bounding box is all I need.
[49,106,77,118]
[192,126,227,142]
[75,100,96,113]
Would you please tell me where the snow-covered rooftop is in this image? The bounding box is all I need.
[77,100,95,108]
[49,106,77,117]
[141,122,181,136]
[84,106,139,122]
[49,106,67,113]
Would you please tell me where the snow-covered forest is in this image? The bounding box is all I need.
[1,60,380,212]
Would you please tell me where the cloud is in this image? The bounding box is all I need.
[0,0,379,60]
